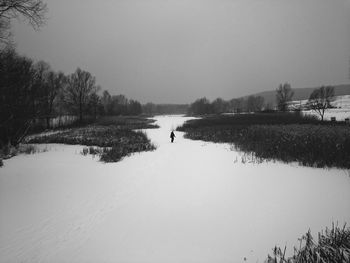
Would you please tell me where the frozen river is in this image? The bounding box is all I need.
[1,115,350,263]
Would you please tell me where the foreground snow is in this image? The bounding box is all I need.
[1,115,350,263]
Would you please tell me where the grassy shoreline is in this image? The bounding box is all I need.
[177,113,350,169]
[266,224,350,263]
[24,116,158,162]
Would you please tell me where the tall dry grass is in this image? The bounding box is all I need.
[266,224,350,263]
[177,113,350,168]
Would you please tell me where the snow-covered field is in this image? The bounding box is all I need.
[1,116,350,263]
[291,94,350,121]
[303,108,350,121]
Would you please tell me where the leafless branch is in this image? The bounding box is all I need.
[1,0,47,27]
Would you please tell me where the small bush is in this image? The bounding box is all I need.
[0,144,17,158]
[100,142,156,162]
[0,144,47,167]
[81,146,103,156]
[82,147,89,156]
[18,144,37,154]
[88,146,101,155]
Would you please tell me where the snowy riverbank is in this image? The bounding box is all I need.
[1,115,349,263]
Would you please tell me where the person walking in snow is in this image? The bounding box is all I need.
[170,131,176,143]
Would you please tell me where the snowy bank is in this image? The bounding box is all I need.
[1,115,349,263]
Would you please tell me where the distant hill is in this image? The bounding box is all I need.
[245,84,350,106]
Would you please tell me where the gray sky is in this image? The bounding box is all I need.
[12,0,350,104]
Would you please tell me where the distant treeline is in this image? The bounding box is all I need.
[188,84,293,115]
[143,103,189,115]
[188,83,336,119]
[188,96,267,115]
[0,46,193,148]
[1,47,186,148]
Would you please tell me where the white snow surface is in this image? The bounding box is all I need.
[303,108,350,121]
[1,115,350,263]
[291,94,350,121]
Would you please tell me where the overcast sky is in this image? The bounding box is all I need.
[12,0,350,104]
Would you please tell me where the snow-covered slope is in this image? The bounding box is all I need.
[250,84,350,107]
[288,95,350,120]
[1,116,349,263]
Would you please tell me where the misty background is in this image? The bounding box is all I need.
[12,0,350,104]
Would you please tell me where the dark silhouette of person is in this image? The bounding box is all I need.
[170,131,176,143]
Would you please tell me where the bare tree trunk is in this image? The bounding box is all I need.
[46,116,50,129]
[79,93,83,122]
[79,99,83,122]
[79,105,83,122]
[321,108,325,122]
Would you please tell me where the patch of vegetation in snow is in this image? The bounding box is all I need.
[178,112,350,169]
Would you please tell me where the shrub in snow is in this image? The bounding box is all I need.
[89,146,102,155]
[18,144,37,154]
[266,224,350,263]
[82,148,89,156]
[100,142,156,163]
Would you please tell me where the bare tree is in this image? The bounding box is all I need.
[0,48,37,146]
[276,83,294,111]
[43,71,66,128]
[211,98,229,114]
[65,68,98,122]
[229,98,245,113]
[0,0,47,44]
[88,85,101,120]
[101,90,113,115]
[88,93,100,119]
[0,0,47,26]
[246,95,265,112]
[142,102,156,115]
[307,86,335,121]
[111,94,128,115]
[128,99,142,115]
[29,60,50,131]
[189,97,212,115]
